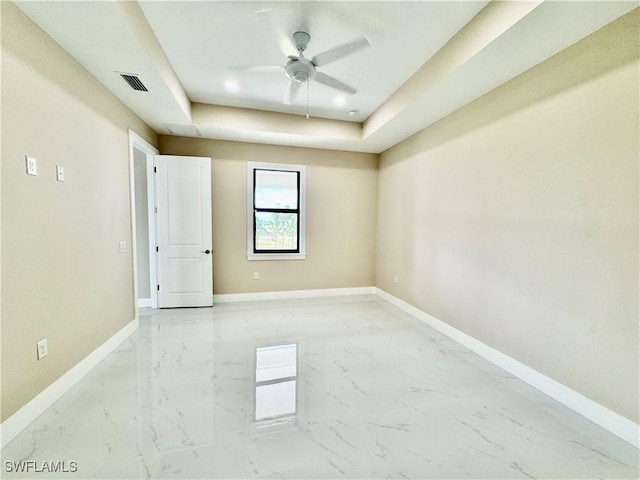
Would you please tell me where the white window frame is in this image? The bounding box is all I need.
[247,161,306,261]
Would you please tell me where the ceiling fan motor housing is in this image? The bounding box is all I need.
[285,57,317,83]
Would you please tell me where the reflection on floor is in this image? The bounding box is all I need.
[2,295,638,478]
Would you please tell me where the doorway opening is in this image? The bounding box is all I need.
[128,130,159,311]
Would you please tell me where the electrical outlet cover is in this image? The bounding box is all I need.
[56,165,65,182]
[26,156,38,176]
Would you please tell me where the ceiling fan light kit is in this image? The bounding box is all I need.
[285,57,316,83]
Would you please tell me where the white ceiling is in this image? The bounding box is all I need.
[15,1,638,153]
[137,1,488,122]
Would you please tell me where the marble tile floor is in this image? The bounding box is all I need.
[2,295,638,479]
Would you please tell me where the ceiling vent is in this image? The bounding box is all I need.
[119,73,148,92]
[163,124,201,137]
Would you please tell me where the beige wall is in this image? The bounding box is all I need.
[158,137,377,294]
[376,11,639,422]
[1,2,157,421]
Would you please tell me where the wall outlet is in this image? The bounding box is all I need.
[119,240,127,253]
[26,156,38,176]
[393,274,398,284]
[37,338,48,360]
[56,165,65,182]
[253,272,259,280]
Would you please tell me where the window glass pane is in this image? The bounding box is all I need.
[255,212,298,251]
[255,170,298,209]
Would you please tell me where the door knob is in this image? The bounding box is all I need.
[201,249,211,254]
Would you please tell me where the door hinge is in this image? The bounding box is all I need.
[154,166,157,173]
[156,246,159,252]
[157,285,160,291]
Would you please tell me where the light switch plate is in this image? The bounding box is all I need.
[56,165,65,182]
[119,241,127,253]
[37,338,48,360]
[26,156,38,176]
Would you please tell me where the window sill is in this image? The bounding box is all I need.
[247,253,306,261]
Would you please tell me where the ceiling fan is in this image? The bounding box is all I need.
[231,31,370,115]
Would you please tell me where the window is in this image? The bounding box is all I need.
[247,162,306,260]
[254,344,298,423]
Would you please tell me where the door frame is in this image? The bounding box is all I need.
[128,129,159,314]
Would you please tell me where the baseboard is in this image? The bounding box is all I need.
[374,288,639,448]
[213,286,376,303]
[0,318,139,449]
[137,298,152,308]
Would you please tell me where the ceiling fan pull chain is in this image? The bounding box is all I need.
[306,80,310,119]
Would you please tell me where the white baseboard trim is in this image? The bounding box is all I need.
[213,286,376,303]
[0,318,139,449]
[138,298,152,308]
[375,288,639,448]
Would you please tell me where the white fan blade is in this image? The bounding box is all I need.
[311,37,370,67]
[228,65,283,72]
[256,8,298,57]
[284,81,303,104]
[277,31,298,58]
[314,72,357,95]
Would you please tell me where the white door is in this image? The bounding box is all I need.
[155,155,213,308]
